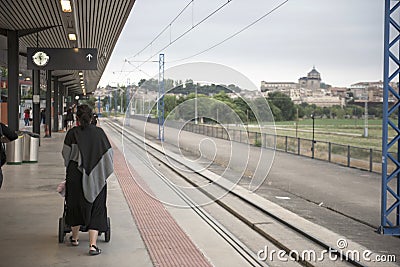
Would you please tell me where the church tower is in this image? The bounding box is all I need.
[306,66,321,90]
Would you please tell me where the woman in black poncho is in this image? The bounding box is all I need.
[62,104,114,255]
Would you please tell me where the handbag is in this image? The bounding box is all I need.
[0,125,7,167]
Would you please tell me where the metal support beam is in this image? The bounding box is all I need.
[53,77,59,132]
[114,90,117,116]
[45,70,52,137]
[380,0,400,236]
[158,54,165,142]
[5,27,60,132]
[65,87,70,110]
[32,69,40,135]
[7,30,19,131]
[126,80,130,126]
[59,84,64,131]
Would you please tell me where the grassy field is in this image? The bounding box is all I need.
[272,118,383,151]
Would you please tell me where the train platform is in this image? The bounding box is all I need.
[0,125,250,267]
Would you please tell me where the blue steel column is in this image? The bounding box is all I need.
[114,90,117,116]
[108,94,111,116]
[158,54,165,142]
[97,96,101,114]
[126,80,130,127]
[380,0,400,236]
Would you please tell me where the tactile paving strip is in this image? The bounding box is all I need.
[112,142,212,267]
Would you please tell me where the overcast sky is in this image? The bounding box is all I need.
[98,0,383,89]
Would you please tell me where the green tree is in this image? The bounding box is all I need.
[322,107,330,118]
[294,104,305,119]
[138,79,146,87]
[369,104,382,118]
[164,95,177,117]
[267,92,295,121]
[213,91,232,103]
[330,105,346,119]
[233,97,253,122]
[267,101,283,121]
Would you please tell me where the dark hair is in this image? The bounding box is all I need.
[76,104,93,128]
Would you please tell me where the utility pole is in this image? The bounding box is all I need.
[120,87,124,113]
[126,78,130,126]
[364,97,368,137]
[114,90,117,117]
[296,107,299,138]
[126,79,130,113]
[311,112,315,159]
[97,95,101,114]
[158,54,165,141]
[142,95,145,115]
[108,93,111,116]
[380,0,400,235]
[195,85,198,124]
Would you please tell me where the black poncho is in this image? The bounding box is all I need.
[62,125,113,203]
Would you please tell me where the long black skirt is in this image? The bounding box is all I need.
[65,161,108,232]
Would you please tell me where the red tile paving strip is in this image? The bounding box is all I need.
[111,142,212,267]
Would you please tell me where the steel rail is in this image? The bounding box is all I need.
[105,120,268,267]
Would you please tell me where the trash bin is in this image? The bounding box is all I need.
[5,134,24,165]
[23,132,40,163]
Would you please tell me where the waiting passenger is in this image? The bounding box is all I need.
[24,108,30,126]
[65,107,74,130]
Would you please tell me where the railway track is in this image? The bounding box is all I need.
[104,119,374,267]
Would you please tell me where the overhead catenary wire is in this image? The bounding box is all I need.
[114,59,127,82]
[124,0,234,76]
[170,0,289,63]
[118,0,287,85]
[126,0,195,60]
[112,0,196,84]
[111,1,196,84]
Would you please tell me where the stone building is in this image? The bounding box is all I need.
[298,66,321,90]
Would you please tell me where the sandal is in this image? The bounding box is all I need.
[69,236,79,246]
[89,245,101,256]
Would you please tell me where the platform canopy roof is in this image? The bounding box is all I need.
[0,0,136,94]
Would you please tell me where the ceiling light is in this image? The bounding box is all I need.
[78,72,83,76]
[68,33,77,41]
[60,0,72,12]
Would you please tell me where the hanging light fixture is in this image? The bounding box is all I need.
[60,0,72,12]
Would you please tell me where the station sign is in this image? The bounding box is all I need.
[27,47,98,70]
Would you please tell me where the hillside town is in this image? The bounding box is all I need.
[89,66,390,111]
[10,65,389,117]
[259,66,391,107]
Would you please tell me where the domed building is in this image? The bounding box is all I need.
[298,66,321,90]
